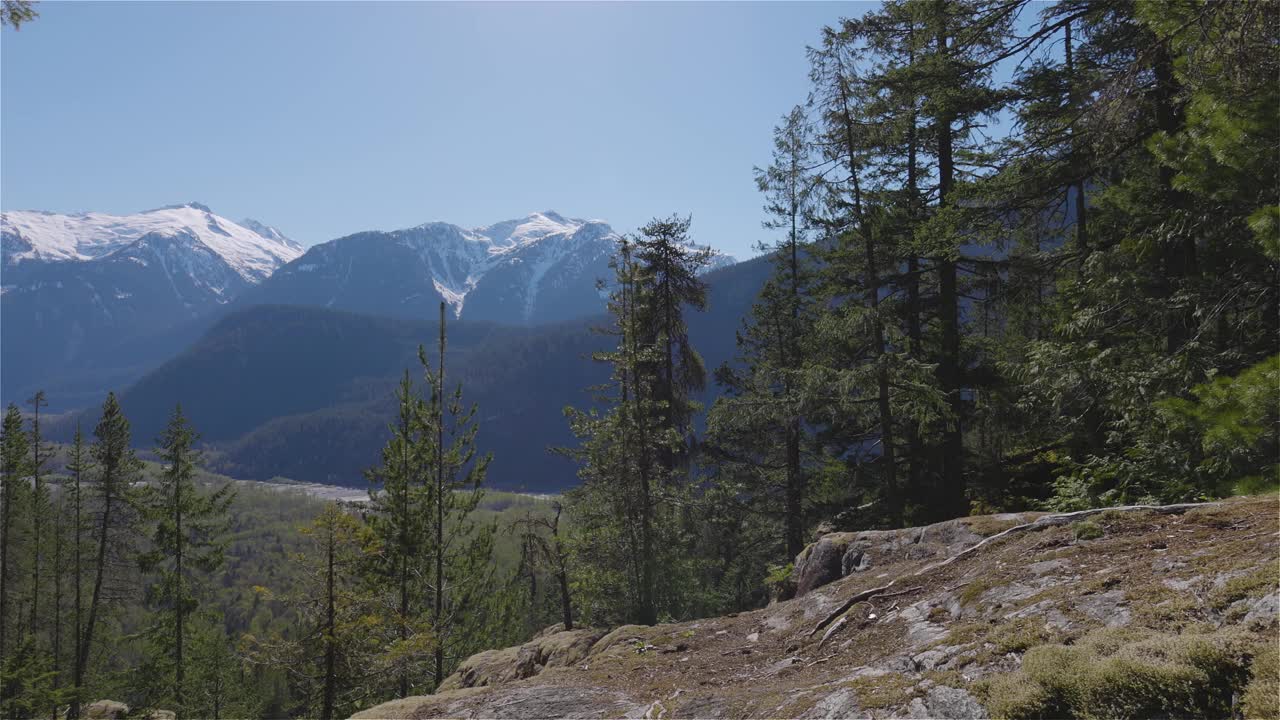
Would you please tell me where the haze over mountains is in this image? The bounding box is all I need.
[1,202,756,490]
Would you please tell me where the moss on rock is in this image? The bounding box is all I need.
[982,627,1254,719]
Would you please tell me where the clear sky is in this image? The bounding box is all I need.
[1,1,875,257]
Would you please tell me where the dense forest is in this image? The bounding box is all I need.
[1,0,1277,718]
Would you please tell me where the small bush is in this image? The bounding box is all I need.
[1211,564,1280,610]
[958,578,993,606]
[846,673,918,709]
[1072,520,1105,541]
[983,628,1254,719]
[990,617,1061,655]
[1243,641,1280,720]
[765,563,795,601]
[1234,469,1280,496]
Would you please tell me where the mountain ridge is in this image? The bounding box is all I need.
[1,202,303,280]
[253,210,736,324]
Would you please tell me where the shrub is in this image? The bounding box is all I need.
[1072,520,1104,541]
[983,628,1254,719]
[1243,641,1280,720]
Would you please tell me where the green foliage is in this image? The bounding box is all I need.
[0,636,70,719]
[358,306,501,693]
[1243,640,1280,720]
[135,405,234,716]
[1071,520,1104,542]
[757,561,788,594]
[562,223,715,627]
[982,628,1255,719]
[0,0,36,29]
[242,502,384,720]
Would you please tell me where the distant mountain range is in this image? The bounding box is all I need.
[1,203,304,406]
[3,201,759,491]
[1,204,736,408]
[244,211,733,326]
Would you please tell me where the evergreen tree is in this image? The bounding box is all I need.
[363,371,432,697]
[506,502,573,633]
[563,239,668,626]
[184,616,256,720]
[564,223,712,626]
[1,404,31,716]
[242,502,382,720]
[0,0,37,29]
[707,105,821,560]
[632,215,713,473]
[25,391,50,656]
[137,405,234,717]
[73,393,144,720]
[420,302,496,689]
[1013,0,1279,507]
[64,425,92,717]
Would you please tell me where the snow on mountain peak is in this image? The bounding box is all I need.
[476,211,589,249]
[1,205,303,282]
[383,212,614,317]
[371,211,735,318]
[240,218,302,250]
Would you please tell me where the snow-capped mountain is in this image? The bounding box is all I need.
[1,203,303,405]
[248,211,736,326]
[2,202,302,280]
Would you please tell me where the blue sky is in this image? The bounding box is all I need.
[1,1,874,257]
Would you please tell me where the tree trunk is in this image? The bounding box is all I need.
[52,480,64,720]
[397,381,410,700]
[1065,20,1089,258]
[70,436,84,720]
[321,521,336,720]
[434,302,446,689]
[78,479,115,716]
[784,188,806,559]
[30,393,44,641]
[904,28,927,513]
[550,508,573,631]
[784,421,804,558]
[175,467,185,717]
[1152,41,1195,353]
[936,15,966,520]
[0,457,11,714]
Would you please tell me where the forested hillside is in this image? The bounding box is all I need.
[1,1,1276,719]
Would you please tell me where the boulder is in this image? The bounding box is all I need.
[353,685,645,719]
[793,533,852,596]
[439,627,608,691]
[792,518,991,597]
[906,686,987,719]
[84,701,129,720]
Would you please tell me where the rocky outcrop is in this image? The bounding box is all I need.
[83,701,175,720]
[354,497,1280,719]
[438,627,609,691]
[84,701,130,720]
[791,514,1039,597]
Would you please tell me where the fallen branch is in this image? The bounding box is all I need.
[817,616,848,649]
[807,583,895,638]
[875,585,922,601]
[930,502,1214,572]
